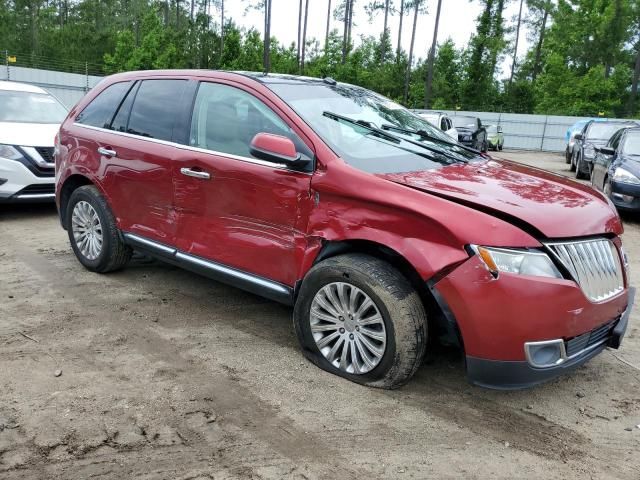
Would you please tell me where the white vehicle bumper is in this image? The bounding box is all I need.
[0,156,55,202]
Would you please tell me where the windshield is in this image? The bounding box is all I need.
[453,116,477,129]
[622,133,640,155]
[267,82,481,174]
[587,122,634,141]
[486,125,498,134]
[0,90,67,123]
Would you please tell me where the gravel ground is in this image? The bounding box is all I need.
[0,150,639,479]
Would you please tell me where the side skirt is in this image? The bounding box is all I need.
[123,233,294,306]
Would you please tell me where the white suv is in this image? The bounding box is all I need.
[412,110,458,140]
[0,81,68,202]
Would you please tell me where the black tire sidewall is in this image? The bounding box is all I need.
[294,265,399,385]
[66,187,115,271]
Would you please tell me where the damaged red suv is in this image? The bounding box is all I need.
[55,71,634,389]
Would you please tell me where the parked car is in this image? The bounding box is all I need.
[565,119,590,164]
[56,71,633,390]
[571,119,638,179]
[0,80,68,202]
[412,110,458,140]
[452,115,487,152]
[486,124,504,151]
[591,126,640,211]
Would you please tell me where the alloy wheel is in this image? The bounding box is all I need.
[71,200,103,260]
[310,282,387,374]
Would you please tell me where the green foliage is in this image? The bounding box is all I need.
[0,0,638,117]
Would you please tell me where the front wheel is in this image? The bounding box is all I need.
[294,254,427,389]
[66,185,132,273]
[575,154,589,180]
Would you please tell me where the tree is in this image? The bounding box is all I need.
[300,0,309,74]
[366,1,393,60]
[424,0,442,108]
[325,0,332,50]
[263,0,272,72]
[403,0,426,103]
[508,0,524,86]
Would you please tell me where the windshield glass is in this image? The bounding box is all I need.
[587,122,634,140]
[267,82,481,174]
[0,90,67,123]
[486,125,498,134]
[622,133,640,155]
[452,116,477,129]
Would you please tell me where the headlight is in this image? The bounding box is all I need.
[612,167,640,185]
[583,145,595,159]
[471,246,563,279]
[0,144,23,161]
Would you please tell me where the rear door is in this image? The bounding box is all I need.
[97,78,189,246]
[172,80,315,286]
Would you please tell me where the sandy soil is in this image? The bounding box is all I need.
[0,150,639,479]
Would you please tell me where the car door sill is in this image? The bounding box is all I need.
[123,232,294,305]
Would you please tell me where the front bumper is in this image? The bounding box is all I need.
[610,180,640,212]
[0,157,55,203]
[433,255,632,389]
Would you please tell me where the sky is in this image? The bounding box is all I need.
[224,0,533,79]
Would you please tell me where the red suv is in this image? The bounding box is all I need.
[55,70,634,389]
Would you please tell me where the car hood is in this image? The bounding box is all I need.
[619,155,640,176]
[377,159,622,239]
[0,122,60,147]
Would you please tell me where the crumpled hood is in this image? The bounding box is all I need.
[377,159,622,239]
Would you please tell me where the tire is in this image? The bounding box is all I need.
[293,254,427,389]
[570,152,577,172]
[482,141,488,153]
[575,154,588,180]
[565,148,571,164]
[603,177,612,198]
[498,143,503,151]
[66,185,132,273]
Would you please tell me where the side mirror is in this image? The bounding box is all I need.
[596,146,615,156]
[250,133,310,169]
[497,126,503,133]
[574,133,583,141]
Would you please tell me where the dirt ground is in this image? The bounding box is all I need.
[1,150,639,480]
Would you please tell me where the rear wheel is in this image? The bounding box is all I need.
[66,185,132,273]
[294,254,427,389]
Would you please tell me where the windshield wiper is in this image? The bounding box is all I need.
[322,110,469,164]
[381,123,481,156]
[322,111,400,143]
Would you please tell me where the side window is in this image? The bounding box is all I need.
[189,82,312,162]
[110,82,138,133]
[440,117,447,131]
[609,131,622,149]
[127,79,187,141]
[76,81,130,128]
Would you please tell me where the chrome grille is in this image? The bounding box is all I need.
[546,238,624,302]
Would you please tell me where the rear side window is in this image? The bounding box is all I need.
[76,82,130,128]
[127,80,187,141]
[110,82,138,133]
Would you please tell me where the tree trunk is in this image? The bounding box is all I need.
[531,5,549,82]
[190,0,194,21]
[297,0,303,68]
[508,0,524,86]
[219,0,224,64]
[325,0,332,50]
[628,44,640,116]
[396,0,404,58]
[403,1,419,104]
[176,0,180,28]
[347,0,354,49]
[263,0,272,72]
[424,0,442,108]
[342,0,350,63]
[381,0,390,59]
[301,0,309,74]
[164,0,169,26]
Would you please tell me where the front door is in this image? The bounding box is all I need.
[173,81,315,286]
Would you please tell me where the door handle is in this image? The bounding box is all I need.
[97,147,117,157]
[180,167,211,180]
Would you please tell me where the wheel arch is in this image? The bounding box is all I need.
[303,239,463,348]
[58,174,95,230]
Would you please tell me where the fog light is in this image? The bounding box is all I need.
[524,339,566,368]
